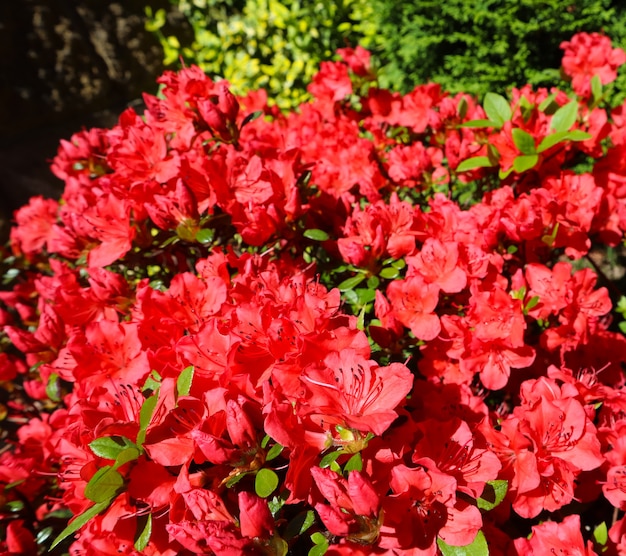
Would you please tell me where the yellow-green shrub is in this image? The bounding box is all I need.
[146,0,375,109]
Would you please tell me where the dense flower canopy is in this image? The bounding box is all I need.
[2,33,626,555]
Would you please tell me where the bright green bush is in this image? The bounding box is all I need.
[146,0,376,108]
[368,0,626,101]
[147,0,626,107]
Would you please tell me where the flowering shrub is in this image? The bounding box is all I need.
[2,33,626,555]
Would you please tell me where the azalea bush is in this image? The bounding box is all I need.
[3,32,626,555]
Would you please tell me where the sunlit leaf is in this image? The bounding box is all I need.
[437,530,489,556]
[50,501,110,550]
[483,92,512,127]
[255,468,279,498]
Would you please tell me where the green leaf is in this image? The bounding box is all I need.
[50,500,110,550]
[483,92,512,127]
[309,532,329,556]
[367,275,380,289]
[255,468,279,498]
[591,74,603,104]
[456,156,495,173]
[344,452,362,473]
[537,131,569,153]
[437,530,489,556]
[284,510,316,541]
[457,97,468,119]
[89,436,137,460]
[303,229,329,241]
[84,466,124,503]
[46,373,61,403]
[356,287,376,305]
[241,110,264,128]
[538,93,558,113]
[512,154,539,173]
[319,450,343,469]
[266,443,284,461]
[511,128,536,154]
[35,525,54,545]
[566,129,592,141]
[550,100,578,133]
[476,480,508,511]
[142,370,162,394]
[177,365,194,397]
[137,393,158,448]
[113,447,141,470]
[594,521,608,546]
[195,228,214,244]
[459,119,497,128]
[379,267,399,279]
[134,513,152,551]
[338,274,366,291]
[524,296,540,314]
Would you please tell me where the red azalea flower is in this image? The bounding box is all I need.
[561,32,626,98]
[513,514,597,555]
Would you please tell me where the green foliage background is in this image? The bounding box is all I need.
[147,0,626,105]
[369,0,626,102]
[146,0,376,109]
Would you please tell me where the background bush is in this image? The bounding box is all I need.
[146,0,376,109]
[149,0,626,106]
[369,0,626,101]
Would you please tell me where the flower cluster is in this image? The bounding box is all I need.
[2,34,626,555]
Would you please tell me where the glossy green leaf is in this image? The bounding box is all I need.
[177,365,194,397]
[134,513,152,551]
[344,452,362,473]
[195,228,214,244]
[46,372,61,403]
[476,480,508,511]
[50,500,110,550]
[142,370,162,394]
[594,521,608,545]
[241,110,264,128]
[319,450,343,469]
[511,128,536,154]
[457,97,468,119]
[338,274,366,291]
[89,436,137,460]
[137,393,158,448]
[113,447,141,470]
[84,466,124,503]
[524,296,540,313]
[538,93,558,113]
[379,267,399,279]
[309,532,329,556]
[459,119,496,128]
[456,156,495,173]
[550,100,578,133]
[255,468,279,498]
[566,129,592,141]
[591,74,603,104]
[266,443,284,461]
[512,154,539,173]
[303,229,329,241]
[284,510,316,541]
[483,92,512,127]
[537,131,569,152]
[437,530,489,556]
